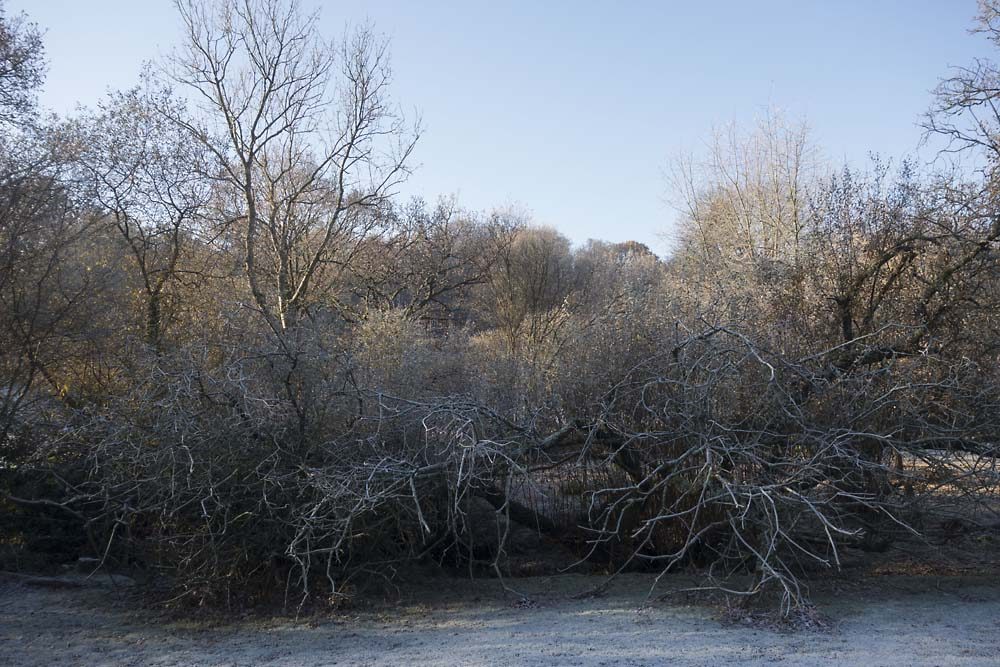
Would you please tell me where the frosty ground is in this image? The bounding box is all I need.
[2,568,998,667]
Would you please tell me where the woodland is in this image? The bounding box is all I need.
[2,0,1000,619]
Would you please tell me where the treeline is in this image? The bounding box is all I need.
[2,0,999,614]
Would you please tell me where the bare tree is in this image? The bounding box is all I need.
[165,0,418,334]
[0,131,112,452]
[344,198,512,323]
[668,111,817,273]
[924,1,1000,165]
[485,225,576,357]
[0,1,43,125]
[77,84,212,349]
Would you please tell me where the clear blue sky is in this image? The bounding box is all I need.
[9,0,991,251]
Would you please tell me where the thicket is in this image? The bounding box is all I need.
[2,0,999,615]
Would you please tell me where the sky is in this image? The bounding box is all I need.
[8,0,992,252]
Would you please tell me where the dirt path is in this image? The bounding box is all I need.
[1,572,999,666]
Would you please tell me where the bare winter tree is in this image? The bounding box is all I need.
[485,225,577,358]
[0,136,99,441]
[165,0,419,334]
[668,111,817,273]
[924,0,1000,166]
[0,3,101,443]
[77,84,213,349]
[0,0,43,125]
[347,198,513,323]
